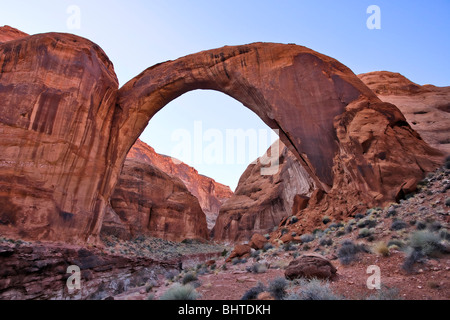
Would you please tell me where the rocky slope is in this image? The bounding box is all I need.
[101,158,209,242]
[212,141,316,242]
[127,139,233,230]
[358,71,450,155]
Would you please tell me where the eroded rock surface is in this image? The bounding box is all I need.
[127,139,233,230]
[359,71,450,155]
[102,159,209,242]
[213,141,316,242]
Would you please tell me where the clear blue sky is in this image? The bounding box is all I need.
[1,0,449,190]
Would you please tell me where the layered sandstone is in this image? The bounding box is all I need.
[101,158,208,242]
[212,141,316,242]
[127,139,233,230]
[358,71,450,155]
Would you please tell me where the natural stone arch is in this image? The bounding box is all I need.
[0,31,442,243]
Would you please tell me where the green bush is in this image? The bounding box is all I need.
[268,277,288,300]
[391,220,408,231]
[160,284,200,300]
[241,282,266,300]
[182,272,198,285]
[358,228,372,239]
[300,234,315,243]
[290,279,342,300]
[409,231,444,256]
[338,240,368,265]
[322,216,331,225]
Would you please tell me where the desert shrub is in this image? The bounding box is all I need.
[391,220,408,231]
[439,229,450,241]
[374,242,390,257]
[281,228,289,236]
[300,234,315,243]
[181,272,198,285]
[221,249,228,257]
[345,225,353,234]
[357,219,377,229]
[250,250,261,258]
[295,279,342,300]
[358,228,372,239]
[160,284,200,300]
[322,216,331,225]
[246,263,267,274]
[445,198,450,207]
[338,240,368,265]
[402,248,425,273]
[416,221,427,230]
[283,242,296,252]
[263,243,274,252]
[428,221,442,232]
[355,213,365,220]
[319,237,333,247]
[290,216,299,224]
[264,234,270,240]
[366,285,402,300]
[409,231,446,256]
[387,239,405,249]
[241,282,266,300]
[268,277,288,300]
[164,270,179,281]
[291,232,297,237]
[386,207,397,218]
[336,230,346,237]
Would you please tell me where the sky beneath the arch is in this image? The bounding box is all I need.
[1,0,449,190]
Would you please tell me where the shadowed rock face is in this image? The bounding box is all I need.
[127,139,233,230]
[212,141,316,242]
[101,159,208,242]
[0,27,443,243]
[359,71,450,155]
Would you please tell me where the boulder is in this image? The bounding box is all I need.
[249,233,268,250]
[285,255,337,280]
[226,244,252,262]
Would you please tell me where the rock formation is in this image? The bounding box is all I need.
[212,141,316,242]
[0,26,443,243]
[101,158,209,242]
[0,26,28,43]
[358,71,450,155]
[0,28,119,243]
[127,139,233,230]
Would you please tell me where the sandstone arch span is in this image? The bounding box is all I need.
[0,30,442,243]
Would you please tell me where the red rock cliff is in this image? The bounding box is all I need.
[128,139,233,230]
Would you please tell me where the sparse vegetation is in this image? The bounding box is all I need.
[322,216,331,225]
[338,240,368,265]
[358,228,373,239]
[366,286,402,300]
[374,242,390,257]
[160,284,199,300]
[246,263,267,274]
[391,220,408,231]
[267,277,288,300]
[241,282,266,300]
[181,272,198,285]
[300,234,314,243]
[290,278,342,300]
